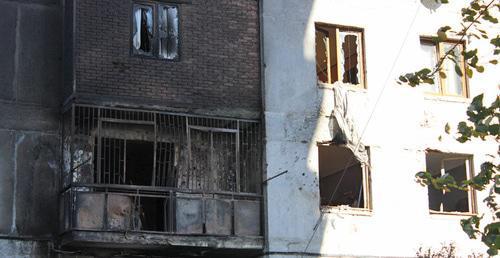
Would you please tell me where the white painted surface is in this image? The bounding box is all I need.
[262,0,499,257]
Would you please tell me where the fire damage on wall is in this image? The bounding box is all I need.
[58,104,263,256]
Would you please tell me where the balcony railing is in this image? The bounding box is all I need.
[60,184,262,237]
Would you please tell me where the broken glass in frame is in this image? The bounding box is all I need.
[158,5,179,60]
[133,5,153,55]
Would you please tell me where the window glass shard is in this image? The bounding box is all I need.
[339,32,361,85]
[159,5,179,60]
[315,29,329,83]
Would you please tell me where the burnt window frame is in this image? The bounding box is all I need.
[130,1,181,61]
[425,151,477,215]
[315,23,367,89]
[317,144,372,213]
[420,37,469,98]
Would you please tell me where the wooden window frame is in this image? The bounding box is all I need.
[426,152,477,215]
[315,23,367,89]
[317,144,372,212]
[420,37,469,98]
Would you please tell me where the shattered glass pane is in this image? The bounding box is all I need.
[133,5,153,55]
[339,31,361,85]
[442,43,464,96]
[420,42,440,94]
[315,29,329,83]
[159,5,179,60]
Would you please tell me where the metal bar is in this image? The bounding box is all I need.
[97,108,102,184]
[152,114,157,186]
[73,103,259,123]
[69,184,263,198]
[236,121,240,192]
[188,125,238,133]
[99,118,156,125]
[70,104,75,185]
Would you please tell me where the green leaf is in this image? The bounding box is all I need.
[463,49,478,60]
[445,123,451,134]
[476,65,485,73]
[466,67,473,78]
[454,64,463,76]
[439,71,447,79]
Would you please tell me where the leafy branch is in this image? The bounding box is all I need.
[399,0,500,255]
[398,0,498,87]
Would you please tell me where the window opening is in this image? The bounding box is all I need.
[318,145,370,209]
[425,151,475,213]
[315,24,365,87]
[133,5,153,55]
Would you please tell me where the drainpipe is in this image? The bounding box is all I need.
[257,0,269,256]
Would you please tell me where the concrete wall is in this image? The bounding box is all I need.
[0,0,62,256]
[68,0,261,119]
[262,0,498,257]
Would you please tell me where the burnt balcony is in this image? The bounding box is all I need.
[58,105,263,256]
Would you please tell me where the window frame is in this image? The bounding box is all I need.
[425,151,477,215]
[315,23,367,89]
[317,144,372,213]
[130,1,181,61]
[420,37,469,98]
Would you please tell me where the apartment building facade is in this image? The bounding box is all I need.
[1,0,263,257]
[261,0,497,257]
[0,0,497,257]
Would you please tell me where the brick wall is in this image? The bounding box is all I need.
[73,0,261,117]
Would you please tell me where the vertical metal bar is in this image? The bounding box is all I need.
[186,117,191,190]
[103,189,108,231]
[169,190,174,232]
[236,121,240,193]
[124,139,127,185]
[97,108,102,184]
[163,197,167,232]
[70,104,75,185]
[152,114,157,186]
[209,131,214,191]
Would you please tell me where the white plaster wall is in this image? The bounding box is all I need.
[262,0,499,257]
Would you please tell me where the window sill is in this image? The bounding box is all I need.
[423,94,471,104]
[317,81,368,93]
[429,210,476,217]
[321,205,372,216]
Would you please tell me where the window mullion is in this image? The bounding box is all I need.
[335,28,342,83]
[438,43,447,95]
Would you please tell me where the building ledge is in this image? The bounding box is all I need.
[58,230,264,256]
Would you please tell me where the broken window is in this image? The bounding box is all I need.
[315,24,365,87]
[425,151,476,213]
[132,2,179,60]
[318,145,371,210]
[133,5,153,55]
[420,38,468,97]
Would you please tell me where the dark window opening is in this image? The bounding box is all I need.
[315,24,365,87]
[126,140,155,186]
[133,5,153,55]
[318,145,370,209]
[426,152,474,213]
[138,197,167,231]
[341,34,360,84]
